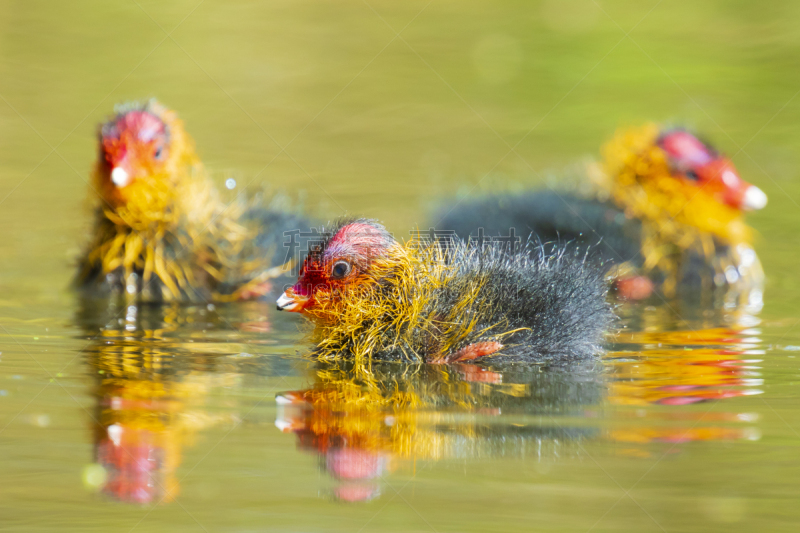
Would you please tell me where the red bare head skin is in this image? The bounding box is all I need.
[276,220,395,313]
[658,130,767,211]
[98,106,171,206]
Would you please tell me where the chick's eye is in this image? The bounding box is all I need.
[685,170,699,181]
[154,145,165,160]
[331,261,351,279]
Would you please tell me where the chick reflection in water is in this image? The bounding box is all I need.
[276,361,603,502]
[277,322,765,500]
[605,324,763,447]
[80,303,239,504]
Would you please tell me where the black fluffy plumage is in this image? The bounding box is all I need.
[434,190,737,292]
[425,238,615,363]
[285,218,614,364]
[435,191,641,264]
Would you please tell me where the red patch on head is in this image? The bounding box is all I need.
[289,221,393,306]
[113,111,166,142]
[327,222,390,250]
[101,110,168,170]
[658,130,760,211]
[659,130,714,167]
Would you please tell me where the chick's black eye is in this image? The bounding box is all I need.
[331,261,351,279]
[685,170,699,181]
[154,146,164,160]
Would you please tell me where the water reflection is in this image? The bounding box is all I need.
[78,301,248,504]
[604,323,763,449]
[75,297,765,505]
[276,361,601,501]
[276,321,764,501]
[91,368,214,504]
[607,327,764,406]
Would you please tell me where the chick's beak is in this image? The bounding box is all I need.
[704,159,768,212]
[741,185,768,211]
[110,166,132,188]
[276,290,305,312]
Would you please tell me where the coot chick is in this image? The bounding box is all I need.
[435,124,766,300]
[76,99,307,302]
[276,218,613,364]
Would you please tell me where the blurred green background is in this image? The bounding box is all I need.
[2,1,800,532]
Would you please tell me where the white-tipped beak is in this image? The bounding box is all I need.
[276,392,307,405]
[742,185,767,211]
[110,167,131,188]
[107,424,122,446]
[274,418,294,432]
[276,292,299,311]
[275,394,294,405]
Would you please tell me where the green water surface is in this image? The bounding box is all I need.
[1,1,800,532]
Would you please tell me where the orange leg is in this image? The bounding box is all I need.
[437,341,504,364]
[614,275,654,300]
[237,280,273,300]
